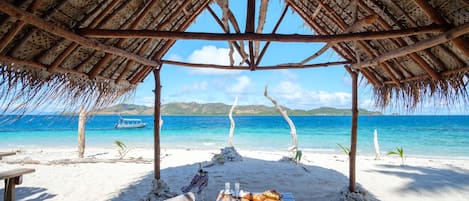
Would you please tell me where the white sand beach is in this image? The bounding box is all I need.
[1,147,469,201]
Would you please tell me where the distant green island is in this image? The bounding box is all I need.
[91,102,382,116]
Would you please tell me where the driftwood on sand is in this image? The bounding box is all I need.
[228,97,238,147]
[264,85,298,153]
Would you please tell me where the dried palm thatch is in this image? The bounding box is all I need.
[0,0,467,114]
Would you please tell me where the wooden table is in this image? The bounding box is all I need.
[0,152,15,160]
[0,168,35,201]
[217,191,295,201]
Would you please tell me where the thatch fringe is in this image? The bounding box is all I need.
[373,73,469,110]
[0,63,134,115]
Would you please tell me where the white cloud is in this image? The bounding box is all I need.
[167,54,183,61]
[271,81,354,109]
[187,45,244,75]
[226,76,251,94]
[182,81,208,92]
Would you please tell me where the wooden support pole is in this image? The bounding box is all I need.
[78,105,86,158]
[153,67,162,180]
[352,22,469,69]
[80,25,446,42]
[349,70,358,192]
[0,1,160,67]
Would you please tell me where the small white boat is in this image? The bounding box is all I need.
[115,118,147,129]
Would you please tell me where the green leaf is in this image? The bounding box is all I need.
[337,143,350,155]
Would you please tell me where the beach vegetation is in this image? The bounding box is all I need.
[114,140,130,159]
[294,150,303,163]
[337,143,350,156]
[387,147,405,165]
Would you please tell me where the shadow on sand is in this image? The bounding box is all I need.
[372,164,469,193]
[0,187,56,201]
[110,157,378,201]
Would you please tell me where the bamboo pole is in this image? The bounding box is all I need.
[79,25,445,42]
[0,1,160,67]
[352,22,469,69]
[153,67,162,180]
[349,70,358,192]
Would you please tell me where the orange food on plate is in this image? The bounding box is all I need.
[263,189,281,200]
[252,194,266,201]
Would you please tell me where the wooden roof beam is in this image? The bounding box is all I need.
[256,5,289,66]
[0,1,159,68]
[357,0,441,80]
[88,0,160,79]
[0,55,130,86]
[246,0,255,71]
[0,0,41,52]
[80,25,445,42]
[414,0,469,58]
[161,59,349,70]
[206,6,250,66]
[300,14,378,65]
[384,65,469,85]
[316,1,401,86]
[278,1,384,87]
[352,22,469,69]
[48,0,121,73]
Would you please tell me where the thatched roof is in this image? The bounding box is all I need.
[0,0,468,113]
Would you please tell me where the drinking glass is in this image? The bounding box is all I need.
[234,182,240,200]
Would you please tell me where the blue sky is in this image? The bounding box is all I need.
[126,1,466,115]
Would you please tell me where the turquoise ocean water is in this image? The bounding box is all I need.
[0,115,468,158]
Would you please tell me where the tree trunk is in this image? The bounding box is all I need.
[78,105,86,158]
[228,97,238,147]
[264,86,298,152]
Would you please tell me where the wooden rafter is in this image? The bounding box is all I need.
[0,1,159,68]
[80,25,445,42]
[352,22,469,69]
[256,5,289,66]
[206,6,250,65]
[414,0,469,58]
[383,65,469,85]
[286,0,382,87]
[316,0,402,86]
[161,59,350,70]
[45,0,122,73]
[87,0,160,79]
[246,0,255,70]
[0,0,41,52]
[0,55,130,86]
[358,0,441,80]
[115,1,178,83]
[387,0,456,70]
[300,14,378,65]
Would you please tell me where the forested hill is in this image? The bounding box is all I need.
[93,102,382,116]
